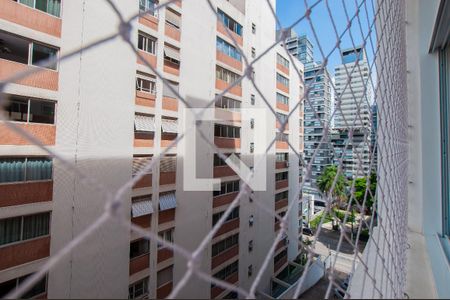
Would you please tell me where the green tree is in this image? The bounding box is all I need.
[353,172,377,214]
[316,165,348,203]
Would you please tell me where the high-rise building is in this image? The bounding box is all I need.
[302,62,332,193]
[0,0,304,298]
[280,29,314,65]
[371,103,378,170]
[333,46,372,178]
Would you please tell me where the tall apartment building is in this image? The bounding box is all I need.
[0,0,304,298]
[333,46,372,178]
[302,62,332,194]
[371,103,378,170]
[281,29,314,65]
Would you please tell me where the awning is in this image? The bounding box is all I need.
[132,157,152,176]
[161,119,178,134]
[160,156,177,172]
[135,115,155,132]
[131,199,154,217]
[162,81,179,98]
[159,192,177,211]
[165,9,181,28]
[164,46,180,62]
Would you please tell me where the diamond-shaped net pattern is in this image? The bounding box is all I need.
[0,0,407,298]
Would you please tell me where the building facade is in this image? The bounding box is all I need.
[283,30,314,65]
[0,0,305,298]
[333,46,372,178]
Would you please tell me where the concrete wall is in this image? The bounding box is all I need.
[48,0,136,298]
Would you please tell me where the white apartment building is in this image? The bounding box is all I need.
[0,0,305,298]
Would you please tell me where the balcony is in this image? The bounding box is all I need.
[162,96,178,111]
[137,50,157,69]
[275,199,288,211]
[132,174,152,189]
[213,165,236,178]
[276,101,289,112]
[210,272,238,298]
[134,133,154,148]
[214,137,241,149]
[213,218,239,238]
[135,91,156,108]
[215,79,242,97]
[139,14,158,31]
[0,236,50,271]
[0,59,58,91]
[217,21,243,47]
[131,214,151,229]
[276,141,288,150]
[216,51,243,72]
[211,245,239,270]
[277,63,289,76]
[0,0,61,37]
[157,281,173,299]
[157,247,173,264]
[276,82,289,94]
[165,24,181,42]
[158,209,175,224]
[213,192,239,208]
[129,254,149,275]
[0,180,52,208]
[0,122,55,146]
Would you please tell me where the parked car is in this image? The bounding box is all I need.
[302,227,314,236]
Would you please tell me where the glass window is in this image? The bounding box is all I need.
[128,277,148,299]
[139,0,156,15]
[0,274,47,299]
[130,239,150,259]
[138,33,156,54]
[22,212,50,240]
[218,10,242,36]
[0,217,21,246]
[136,76,156,94]
[157,266,173,288]
[29,100,55,124]
[31,43,58,70]
[216,37,241,61]
[158,228,174,248]
[6,98,28,122]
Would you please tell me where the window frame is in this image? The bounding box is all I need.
[138,32,157,55]
[0,212,51,247]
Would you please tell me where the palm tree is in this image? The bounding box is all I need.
[316,165,348,229]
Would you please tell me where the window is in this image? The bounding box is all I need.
[275,171,288,181]
[213,180,240,197]
[214,124,241,138]
[17,0,61,17]
[276,132,288,142]
[276,153,288,162]
[130,239,149,259]
[274,249,287,264]
[218,10,243,36]
[0,157,52,183]
[217,37,241,61]
[139,0,156,15]
[248,265,253,277]
[128,277,149,299]
[157,266,173,288]
[277,54,289,69]
[250,118,255,129]
[215,96,241,110]
[440,46,450,235]
[277,73,289,87]
[164,45,181,65]
[251,94,255,105]
[250,142,254,153]
[165,8,181,29]
[216,66,241,86]
[136,73,156,94]
[158,228,174,248]
[212,207,239,225]
[276,93,289,105]
[138,33,156,54]
[248,240,253,252]
[5,97,55,124]
[252,23,256,34]
[275,191,289,202]
[251,47,256,58]
[212,261,238,283]
[0,274,47,299]
[0,212,50,246]
[276,112,288,124]
[212,233,238,257]
[31,42,58,70]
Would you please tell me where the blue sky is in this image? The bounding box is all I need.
[276,0,375,74]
